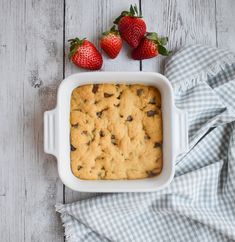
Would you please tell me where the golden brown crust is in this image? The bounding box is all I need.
[70,84,163,180]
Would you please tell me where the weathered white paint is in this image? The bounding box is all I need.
[216,0,235,51]
[0,0,64,241]
[0,0,234,241]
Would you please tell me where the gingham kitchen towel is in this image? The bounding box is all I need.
[56,45,235,242]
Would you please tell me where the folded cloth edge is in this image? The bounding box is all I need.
[56,204,78,242]
[164,45,235,93]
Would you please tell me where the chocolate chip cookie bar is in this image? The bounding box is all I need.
[70,83,162,180]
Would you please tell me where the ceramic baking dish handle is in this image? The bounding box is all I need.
[44,109,57,157]
[174,108,189,157]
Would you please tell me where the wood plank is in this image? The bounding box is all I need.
[64,0,140,203]
[216,0,235,51]
[0,0,64,241]
[141,0,217,72]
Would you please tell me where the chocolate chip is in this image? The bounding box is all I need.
[147,110,157,117]
[71,123,78,128]
[149,98,156,104]
[111,135,117,145]
[137,89,143,96]
[99,130,105,137]
[154,142,161,148]
[126,115,133,122]
[117,92,122,99]
[144,135,150,140]
[82,130,88,135]
[96,107,109,118]
[104,93,113,98]
[70,145,76,151]
[120,115,123,118]
[146,171,157,178]
[77,165,82,171]
[98,170,105,179]
[92,84,99,93]
[96,111,102,118]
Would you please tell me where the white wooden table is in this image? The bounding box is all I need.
[0,0,235,241]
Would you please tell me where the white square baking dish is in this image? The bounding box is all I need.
[44,72,188,192]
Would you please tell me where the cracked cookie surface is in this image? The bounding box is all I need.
[70,84,162,180]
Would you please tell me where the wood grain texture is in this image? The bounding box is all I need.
[216,0,235,51]
[1,0,235,241]
[141,0,217,72]
[64,0,140,203]
[0,0,64,241]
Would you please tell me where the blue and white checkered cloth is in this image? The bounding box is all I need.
[56,45,235,242]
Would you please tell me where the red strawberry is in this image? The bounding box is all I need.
[114,4,146,48]
[68,38,103,70]
[100,26,122,59]
[132,32,171,60]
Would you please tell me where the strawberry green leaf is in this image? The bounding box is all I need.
[121,10,129,16]
[146,32,158,41]
[110,25,116,32]
[68,37,85,59]
[113,11,129,24]
[159,37,168,46]
[133,4,138,16]
[102,25,119,36]
[114,4,142,24]
[158,45,171,56]
[68,47,78,59]
[130,5,135,16]
[70,43,76,51]
[102,31,109,36]
[113,16,121,24]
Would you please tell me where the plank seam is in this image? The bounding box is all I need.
[62,2,66,241]
[63,0,66,211]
